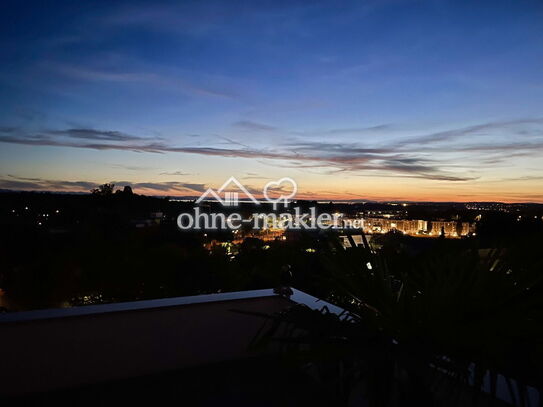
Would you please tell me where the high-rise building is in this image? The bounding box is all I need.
[362,218,469,237]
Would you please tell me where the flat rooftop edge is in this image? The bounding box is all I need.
[0,287,346,323]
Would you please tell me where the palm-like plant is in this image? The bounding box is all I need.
[246,234,543,406]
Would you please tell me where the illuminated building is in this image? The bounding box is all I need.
[361,218,470,238]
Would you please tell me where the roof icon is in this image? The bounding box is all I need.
[196,177,259,206]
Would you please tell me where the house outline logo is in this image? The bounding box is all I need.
[263,177,297,208]
[196,176,259,206]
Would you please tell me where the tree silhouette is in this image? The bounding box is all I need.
[91,183,115,196]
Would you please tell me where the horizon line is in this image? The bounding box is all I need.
[1,189,542,205]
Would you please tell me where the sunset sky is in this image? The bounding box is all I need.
[1,0,543,202]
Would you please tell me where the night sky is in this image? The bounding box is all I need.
[1,0,543,202]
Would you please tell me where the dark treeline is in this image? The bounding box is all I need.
[0,191,331,310]
[0,190,542,313]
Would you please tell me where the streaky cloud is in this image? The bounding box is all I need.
[397,118,543,147]
[0,123,510,182]
[0,175,209,195]
[232,120,278,132]
[48,128,146,141]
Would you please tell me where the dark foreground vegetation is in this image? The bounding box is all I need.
[250,232,543,406]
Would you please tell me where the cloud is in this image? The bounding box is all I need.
[0,175,209,195]
[110,164,153,171]
[231,121,391,137]
[175,183,207,193]
[0,176,98,191]
[160,171,191,176]
[45,62,236,99]
[217,136,250,148]
[118,181,207,193]
[316,124,391,135]
[0,134,166,153]
[0,127,17,133]
[285,141,390,155]
[232,120,278,132]
[6,118,543,183]
[48,128,146,141]
[486,175,543,183]
[455,140,543,153]
[397,118,543,147]
[0,127,475,182]
[242,172,273,180]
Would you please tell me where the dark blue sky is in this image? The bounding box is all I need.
[1,0,542,201]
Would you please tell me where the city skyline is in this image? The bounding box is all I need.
[1,0,543,202]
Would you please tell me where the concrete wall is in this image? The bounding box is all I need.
[0,292,294,395]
